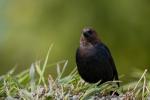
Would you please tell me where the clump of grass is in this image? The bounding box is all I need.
[0,45,150,100]
[122,69,150,99]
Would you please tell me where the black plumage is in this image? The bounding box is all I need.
[76,28,119,86]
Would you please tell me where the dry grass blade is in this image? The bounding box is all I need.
[133,69,147,91]
[29,64,35,92]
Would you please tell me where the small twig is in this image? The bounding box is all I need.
[111,90,117,96]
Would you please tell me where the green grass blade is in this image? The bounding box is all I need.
[38,44,53,86]
[60,60,68,77]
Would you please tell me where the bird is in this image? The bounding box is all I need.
[76,28,119,86]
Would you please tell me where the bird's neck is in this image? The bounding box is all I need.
[80,42,93,49]
[90,39,101,45]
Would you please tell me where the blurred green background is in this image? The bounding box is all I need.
[0,0,150,82]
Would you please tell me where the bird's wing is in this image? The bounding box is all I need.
[98,43,119,86]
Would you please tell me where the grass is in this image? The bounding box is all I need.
[0,46,150,100]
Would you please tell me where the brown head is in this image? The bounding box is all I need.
[80,28,101,46]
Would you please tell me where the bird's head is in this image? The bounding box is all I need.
[80,28,100,46]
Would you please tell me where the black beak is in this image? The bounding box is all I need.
[83,28,92,38]
[83,32,90,38]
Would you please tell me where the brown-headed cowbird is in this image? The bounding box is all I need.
[76,28,119,86]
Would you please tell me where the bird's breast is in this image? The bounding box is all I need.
[76,46,105,83]
[78,46,96,58]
